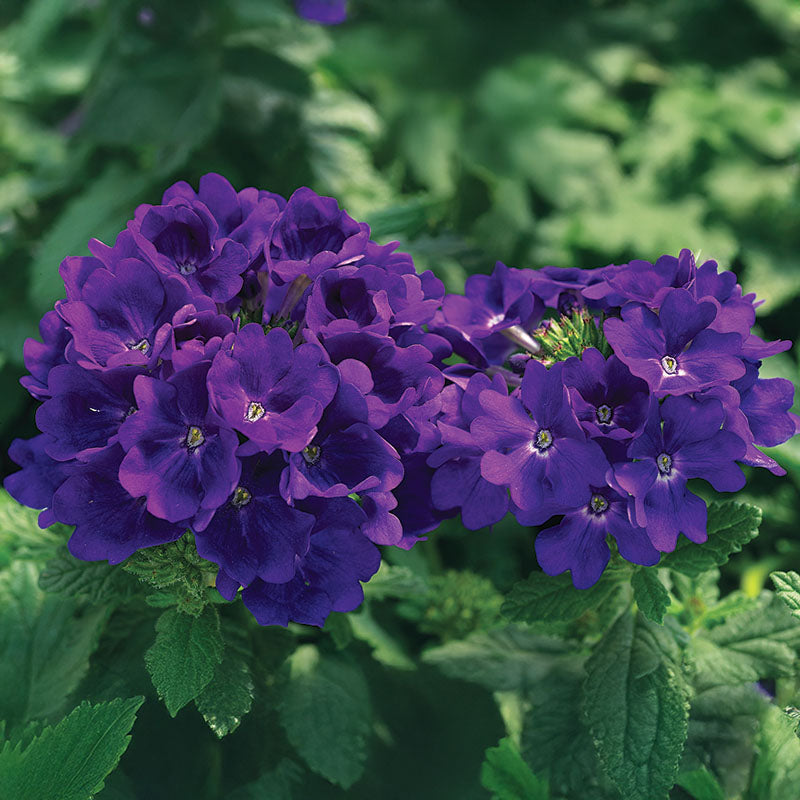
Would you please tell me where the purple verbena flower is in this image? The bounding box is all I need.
[613,395,746,552]
[295,0,347,25]
[603,288,745,397]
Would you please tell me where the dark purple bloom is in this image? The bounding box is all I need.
[118,363,240,528]
[439,261,544,343]
[527,265,615,310]
[266,188,368,284]
[224,499,380,627]
[57,259,214,370]
[35,365,138,462]
[562,347,649,449]
[603,288,745,397]
[527,487,659,589]
[295,0,347,25]
[52,445,186,564]
[130,201,250,302]
[208,324,338,454]
[194,454,314,587]
[472,360,610,511]
[4,435,76,527]
[614,395,746,552]
[582,249,696,309]
[321,331,443,429]
[692,257,757,337]
[20,311,70,400]
[161,173,284,266]
[281,382,403,501]
[428,373,510,530]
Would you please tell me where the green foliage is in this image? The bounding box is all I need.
[480,737,548,800]
[144,606,224,718]
[39,545,132,604]
[663,502,762,577]
[535,307,612,362]
[0,696,143,800]
[195,622,254,738]
[0,490,62,566]
[584,610,690,800]
[278,646,371,789]
[501,569,623,625]
[770,571,800,620]
[676,768,726,800]
[0,561,106,732]
[748,705,800,800]
[229,759,303,800]
[632,568,671,624]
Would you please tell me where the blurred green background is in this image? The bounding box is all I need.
[1,0,799,585]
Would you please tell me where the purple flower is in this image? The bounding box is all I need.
[427,373,510,530]
[614,395,746,552]
[208,324,338,454]
[130,200,250,302]
[471,360,610,511]
[526,487,659,589]
[321,331,443,429]
[35,365,138,462]
[4,435,76,527]
[295,0,347,25]
[20,311,70,400]
[52,445,186,564]
[219,498,380,627]
[118,363,240,528]
[266,188,368,284]
[194,454,314,587]
[57,259,214,370]
[281,382,403,501]
[603,288,745,397]
[562,347,649,449]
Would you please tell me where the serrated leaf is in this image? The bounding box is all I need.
[144,606,223,717]
[632,569,671,624]
[584,611,690,800]
[749,705,800,800]
[423,625,573,692]
[39,546,128,604]
[676,768,725,800]
[0,697,143,800]
[195,624,254,738]
[348,606,416,670]
[770,571,800,620]
[663,502,761,577]
[278,646,370,789]
[481,737,548,800]
[0,561,107,731]
[501,570,621,623]
[522,666,620,800]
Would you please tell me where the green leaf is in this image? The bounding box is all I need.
[0,697,143,800]
[481,737,548,800]
[0,490,63,565]
[501,570,621,624]
[28,164,151,313]
[144,606,224,717]
[770,571,800,620]
[278,646,370,789]
[39,546,129,604]
[362,562,428,601]
[749,705,800,800]
[584,611,689,800]
[676,768,725,800]
[423,625,574,692]
[632,569,671,624]
[693,596,800,688]
[229,758,303,800]
[195,624,254,738]
[0,562,107,730]
[662,502,761,577]
[522,667,619,800]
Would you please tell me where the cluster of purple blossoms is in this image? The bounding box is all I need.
[427,251,799,588]
[6,175,452,626]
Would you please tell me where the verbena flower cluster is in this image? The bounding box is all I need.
[6,175,451,626]
[6,174,798,623]
[426,252,799,588]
